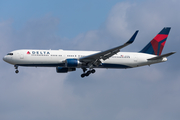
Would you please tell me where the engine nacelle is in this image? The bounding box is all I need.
[65,59,81,67]
[56,67,76,73]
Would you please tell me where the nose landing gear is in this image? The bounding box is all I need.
[14,65,19,74]
[15,70,19,73]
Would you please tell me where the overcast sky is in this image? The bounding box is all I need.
[0,0,180,120]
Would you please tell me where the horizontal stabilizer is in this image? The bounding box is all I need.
[148,52,176,60]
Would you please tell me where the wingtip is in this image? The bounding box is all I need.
[126,30,139,44]
[171,51,176,54]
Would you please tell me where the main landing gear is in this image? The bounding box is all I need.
[81,68,96,78]
[14,65,19,74]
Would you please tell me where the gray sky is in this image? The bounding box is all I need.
[0,0,180,120]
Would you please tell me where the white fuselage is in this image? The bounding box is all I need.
[3,49,167,69]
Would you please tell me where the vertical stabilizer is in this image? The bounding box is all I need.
[140,27,171,55]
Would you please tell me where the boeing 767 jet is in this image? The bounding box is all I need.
[3,27,175,78]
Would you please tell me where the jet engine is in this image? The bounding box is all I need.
[56,67,76,73]
[65,59,82,67]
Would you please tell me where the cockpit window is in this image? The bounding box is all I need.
[7,53,13,55]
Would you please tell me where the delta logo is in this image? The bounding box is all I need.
[27,51,50,55]
[27,51,31,54]
[120,55,130,58]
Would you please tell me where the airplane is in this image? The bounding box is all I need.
[3,27,175,78]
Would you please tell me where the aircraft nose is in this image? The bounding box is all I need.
[3,56,7,62]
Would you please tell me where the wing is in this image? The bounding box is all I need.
[79,30,139,67]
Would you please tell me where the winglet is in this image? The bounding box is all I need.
[126,30,139,44]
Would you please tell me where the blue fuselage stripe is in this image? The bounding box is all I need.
[16,63,132,69]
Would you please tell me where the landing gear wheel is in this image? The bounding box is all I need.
[91,69,96,74]
[86,71,91,76]
[14,65,19,74]
[81,68,96,78]
[81,73,86,78]
[15,70,19,74]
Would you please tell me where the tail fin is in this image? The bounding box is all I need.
[140,27,171,56]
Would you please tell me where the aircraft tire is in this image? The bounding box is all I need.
[85,71,91,76]
[15,70,19,74]
[81,74,85,78]
[91,69,95,73]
